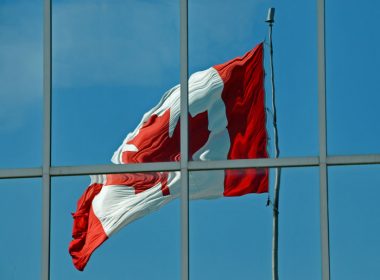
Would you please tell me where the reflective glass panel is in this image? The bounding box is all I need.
[51,173,180,279]
[326,0,380,155]
[0,0,42,168]
[52,0,180,165]
[0,179,41,280]
[329,165,380,279]
[189,0,318,160]
[190,167,321,279]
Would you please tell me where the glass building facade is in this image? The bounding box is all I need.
[0,0,379,279]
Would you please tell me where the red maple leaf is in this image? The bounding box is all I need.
[109,109,210,196]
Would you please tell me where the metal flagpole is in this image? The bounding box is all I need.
[265,8,281,280]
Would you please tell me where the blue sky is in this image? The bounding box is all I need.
[0,0,379,279]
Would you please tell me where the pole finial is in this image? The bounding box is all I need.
[266,7,275,24]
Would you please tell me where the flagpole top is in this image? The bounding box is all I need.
[265,7,275,24]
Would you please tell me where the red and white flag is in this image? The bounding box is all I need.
[69,43,268,271]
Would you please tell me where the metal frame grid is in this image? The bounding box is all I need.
[0,0,379,279]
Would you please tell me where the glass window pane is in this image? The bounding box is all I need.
[0,0,43,168]
[189,0,318,160]
[326,0,380,155]
[329,165,380,279]
[190,167,321,279]
[0,179,41,280]
[51,173,180,279]
[52,0,180,166]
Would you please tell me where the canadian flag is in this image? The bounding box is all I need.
[69,43,268,271]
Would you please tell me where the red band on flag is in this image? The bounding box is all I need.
[214,43,269,195]
[69,183,108,271]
